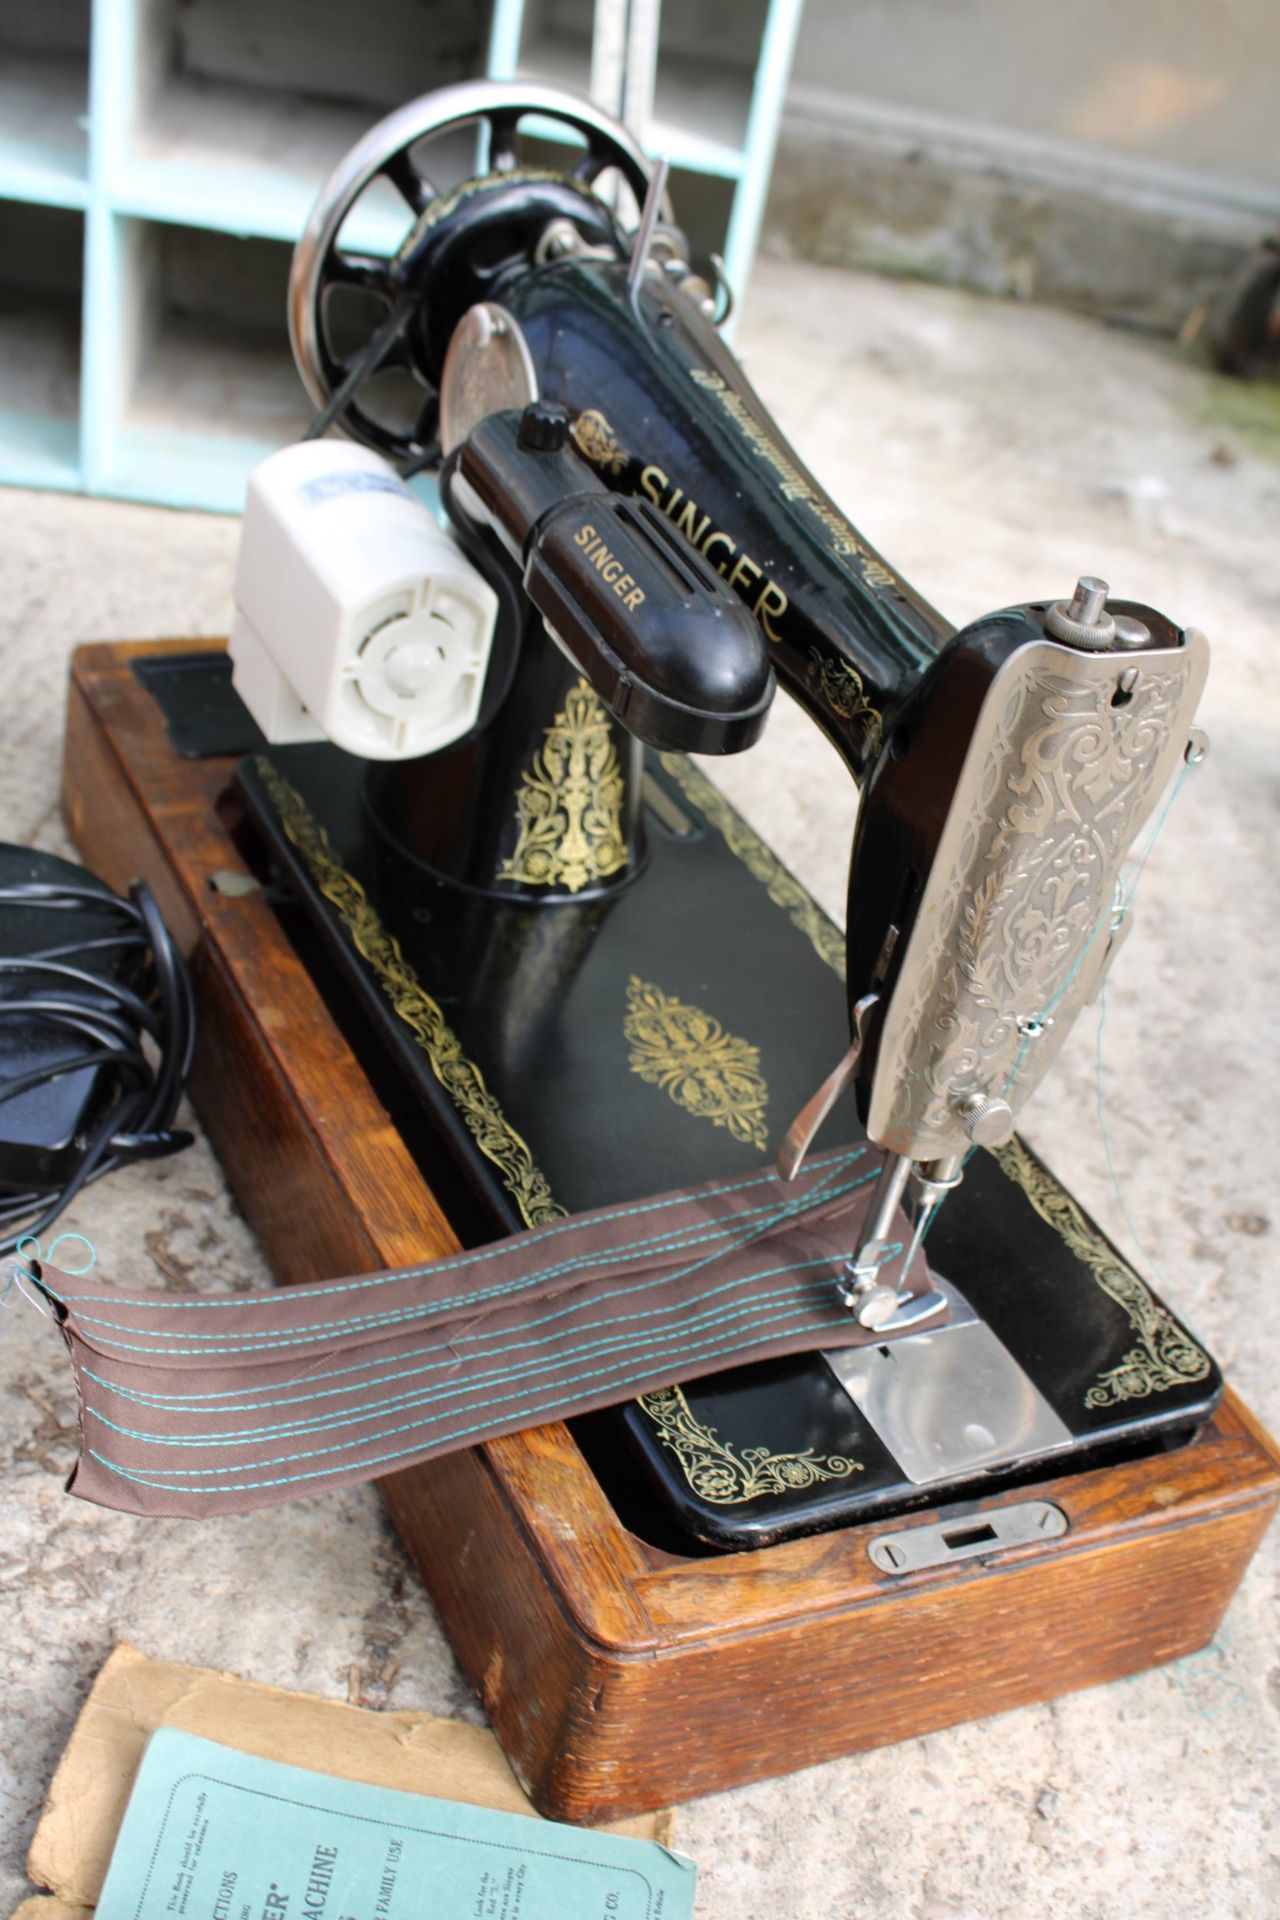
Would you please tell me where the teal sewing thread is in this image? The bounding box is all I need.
[76,1166,884,1438]
[3,1230,95,1318]
[62,1156,873,1360]
[16,1230,96,1276]
[50,1152,861,1309]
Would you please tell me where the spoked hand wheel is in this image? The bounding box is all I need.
[288,80,661,470]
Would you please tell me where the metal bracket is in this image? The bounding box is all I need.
[776,992,878,1181]
[868,1500,1068,1574]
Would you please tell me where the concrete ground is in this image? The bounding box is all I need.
[2,258,1278,1919]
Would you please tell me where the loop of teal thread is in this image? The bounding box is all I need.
[16,1230,97,1278]
[1,1230,94,1315]
[69,1158,876,1360]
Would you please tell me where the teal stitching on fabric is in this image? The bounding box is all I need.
[69,1162,874,1359]
[50,1150,862,1310]
[67,1175,852,1359]
[70,1171,872,1397]
[62,1183,794,1341]
[45,1158,785,1306]
[79,1174,885,1455]
[64,1158,857,1346]
[83,1263,859,1447]
[82,1160,874,1460]
[84,1274,857,1492]
[81,1206,866,1416]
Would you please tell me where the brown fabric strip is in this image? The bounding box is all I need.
[38,1146,938,1518]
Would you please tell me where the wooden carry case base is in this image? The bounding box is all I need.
[60,638,1280,1825]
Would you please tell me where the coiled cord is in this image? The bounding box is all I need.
[0,876,196,1255]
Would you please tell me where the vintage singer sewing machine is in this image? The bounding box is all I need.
[61,81,1280,1819]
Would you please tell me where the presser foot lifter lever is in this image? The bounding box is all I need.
[776,994,878,1181]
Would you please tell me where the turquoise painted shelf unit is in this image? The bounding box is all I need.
[0,0,802,512]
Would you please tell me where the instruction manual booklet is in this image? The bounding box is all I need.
[95,1728,696,1920]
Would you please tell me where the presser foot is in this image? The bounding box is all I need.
[838,1147,948,1330]
[837,1270,948,1332]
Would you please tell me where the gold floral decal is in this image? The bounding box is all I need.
[624,976,770,1152]
[805,647,883,762]
[570,407,628,476]
[992,1136,1210,1407]
[639,1385,860,1503]
[657,753,847,979]
[254,759,564,1229]
[498,680,629,894]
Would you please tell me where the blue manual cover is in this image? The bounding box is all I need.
[95,1729,696,1920]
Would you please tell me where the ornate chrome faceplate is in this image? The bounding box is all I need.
[867,630,1209,1160]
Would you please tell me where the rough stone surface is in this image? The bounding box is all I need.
[765,121,1265,334]
[2,259,1278,1917]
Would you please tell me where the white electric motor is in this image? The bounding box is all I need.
[230,442,499,761]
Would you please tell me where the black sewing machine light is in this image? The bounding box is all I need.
[252,79,1219,1549]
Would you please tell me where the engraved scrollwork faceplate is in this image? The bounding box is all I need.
[869,635,1209,1160]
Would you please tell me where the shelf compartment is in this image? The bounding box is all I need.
[0,1,91,208]
[0,199,83,489]
[653,0,766,178]
[99,220,309,512]
[497,0,754,180]
[112,0,488,250]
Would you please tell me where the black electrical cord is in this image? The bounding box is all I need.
[0,875,196,1257]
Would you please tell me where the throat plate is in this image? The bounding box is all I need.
[826,1283,1073,1485]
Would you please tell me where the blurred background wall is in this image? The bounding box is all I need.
[770,0,1280,331]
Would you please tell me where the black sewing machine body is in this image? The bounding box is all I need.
[213,84,1222,1556]
[231,720,1219,1556]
